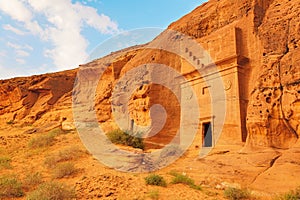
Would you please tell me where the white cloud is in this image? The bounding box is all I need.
[3,24,26,35]
[0,0,32,22]
[6,42,33,51]
[0,0,119,72]
[7,42,22,50]
[16,58,26,64]
[0,50,6,57]
[6,42,32,65]
[27,0,119,70]
[16,49,30,57]
[26,0,89,70]
[0,0,44,37]
[73,2,118,34]
[26,20,45,37]
[24,44,33,51]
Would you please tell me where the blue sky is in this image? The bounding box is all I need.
[0,0,206,79]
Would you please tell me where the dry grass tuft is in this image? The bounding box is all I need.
[224,187,251,200]
[0,175,23,198]
[26,181,75,200]
[52,162,77,179]
[28,132,56,148]
[23,172,43,190]
[44,146,83,168]
[0,156,12,169]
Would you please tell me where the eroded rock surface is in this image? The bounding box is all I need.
[0,70,76,126]
[246,0,300,148]
[0,0,299,150]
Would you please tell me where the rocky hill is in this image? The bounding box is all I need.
[1,0,299,150]
[0,0,300,198]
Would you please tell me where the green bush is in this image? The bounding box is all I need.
[52,162,76,179]
[0,156,12,169]
[0,175,24,198]
[28,132,56,148]
[107,129,144,150]
[224,187,251,200]
[170,171,201,190]
[276,186,300,200]
[26,181,75,200]
[145,174,167,187]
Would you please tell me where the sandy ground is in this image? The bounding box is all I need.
[0,125,299,199]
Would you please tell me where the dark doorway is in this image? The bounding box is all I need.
[202,122,212,147]
[130,119,134,132]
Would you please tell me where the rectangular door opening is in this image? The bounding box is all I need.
[202,122,212,147]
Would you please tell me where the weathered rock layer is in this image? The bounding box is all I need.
[0,0,299,149]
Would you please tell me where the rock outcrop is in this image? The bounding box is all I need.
[168,0,300,148]
[0,70,76,126]
[246,0,300,148]
[0,0,299,150]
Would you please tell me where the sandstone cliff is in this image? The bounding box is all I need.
[168,0,300,149]
[0,0,299,150]
[0,70,76,127]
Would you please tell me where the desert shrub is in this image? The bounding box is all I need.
[276,186,300,200]
[23,172,43,190]
[0,175,24,198]
[170,171,201,190]
[148,189,160,200]
[107,129,144,150]
[0,156,12,169]
[145,174,167,187]
[107,129,127,143]
[26,181,75,200]
[224,187,251,200]
[44,146,83,168]
[52,162,76,179]
[128,133,145,149]
[28,132,56,148]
